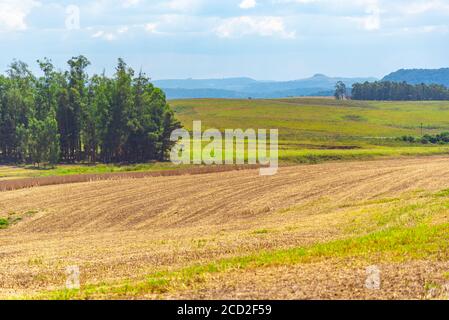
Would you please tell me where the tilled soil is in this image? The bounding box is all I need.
[2,156,449,299]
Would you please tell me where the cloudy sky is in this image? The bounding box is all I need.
[1,0,449,80]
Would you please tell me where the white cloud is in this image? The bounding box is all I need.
[167,0,202,12]
[92,30,104,38]
[363,14,380,30]
[401,24,449,34]
[145,23,159,33]
[0,0,40,31]
[239,0,257,9]
[117,26,129,34]
[363,0,380,30]
[104,33,117,41]
[340,0,380,31]
[91,30,118,41]
[215,16,295,39]
[281,0,318,3]
[122,0,141,8]
[400,0,449,15]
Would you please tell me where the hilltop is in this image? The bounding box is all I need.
[383,68,449,87]
[155,69,449,99]
[153,74,377,99]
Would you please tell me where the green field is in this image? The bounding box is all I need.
[0,163,181,181]
[2,98,449,180]
[171,98,449,163]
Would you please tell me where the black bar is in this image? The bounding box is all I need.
[2,300,444,319]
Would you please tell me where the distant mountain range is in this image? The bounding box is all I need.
[382,68,449,87]
[153,74,377,99]
[154,68,449,99]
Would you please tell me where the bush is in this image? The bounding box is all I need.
[399,135,416,143]
[420,132,449,145]
[0,218,9,229]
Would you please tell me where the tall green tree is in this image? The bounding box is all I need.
[67,55,90,161]
[334,81,347,100]
[22,116,60,167]
[0,61,35,162]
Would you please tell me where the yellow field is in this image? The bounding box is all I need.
[2,156,449,299]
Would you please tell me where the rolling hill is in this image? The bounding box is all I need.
[383,68,449,87]
[155,69,449,99]
[154,74,377,99]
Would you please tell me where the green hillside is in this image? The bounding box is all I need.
[171,98,449,163]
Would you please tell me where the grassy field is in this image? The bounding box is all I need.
[0,163,180,181]
[172,98,449,141]
[171,98,449,163]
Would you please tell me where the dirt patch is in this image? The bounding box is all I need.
[172,260,449,300]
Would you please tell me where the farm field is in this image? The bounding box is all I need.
[3,98,449,182]
[171,98,449,141]
[0,98,449,181]
[2,156,449,299]
[172,98,449,163]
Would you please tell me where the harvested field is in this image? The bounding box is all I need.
[2,156,449,299]
[0,165,261,192]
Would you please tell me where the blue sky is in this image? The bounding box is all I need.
[1,0,449,80]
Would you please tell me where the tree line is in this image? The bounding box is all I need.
[399,132,449,145]
[351,81,449,101]
[0,56,181,165]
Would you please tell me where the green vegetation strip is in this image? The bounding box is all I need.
[280,147,449,164]
[7,163,180,179]
[0,211,38,229]
[33,223,449,300]
[0,218,9,229]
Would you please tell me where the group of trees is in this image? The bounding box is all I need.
[0,56,181,165]
[399,132,449,145]
[351,81,449,101]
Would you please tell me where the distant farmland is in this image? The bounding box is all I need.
[172,98,449,163]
